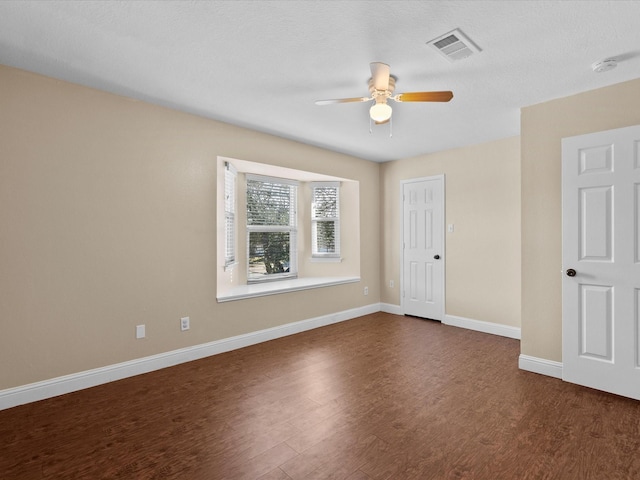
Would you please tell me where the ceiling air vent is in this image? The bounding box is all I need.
[426,29,481,62]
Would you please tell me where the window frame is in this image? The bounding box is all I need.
[311,181,341,259]
[224,161,237,269]
[245,174,298,283]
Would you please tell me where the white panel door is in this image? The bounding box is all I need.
[402,176,444,320]
[562,124,640,400]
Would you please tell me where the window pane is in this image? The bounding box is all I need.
[225,213,235,262]
[313,187,338,218]
[247,180,295,226]
[224,163,237,265]
[224,172,235,213]
[248,231,291,280]
[313,221,336,253]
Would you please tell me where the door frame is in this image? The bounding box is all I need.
[400,174,446,319]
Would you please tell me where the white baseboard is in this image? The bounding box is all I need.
[380,303,403,315]
[518,354,563,379]
[443,314,521,340]
[0,303,380,411]
[0,303,553,411]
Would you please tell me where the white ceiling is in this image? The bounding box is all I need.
[1,1,640,162]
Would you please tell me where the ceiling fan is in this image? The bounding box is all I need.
[315,62,453,125]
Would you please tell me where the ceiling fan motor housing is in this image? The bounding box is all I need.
[369,76,396,103]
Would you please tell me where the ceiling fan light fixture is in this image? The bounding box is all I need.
[370,102,392,122]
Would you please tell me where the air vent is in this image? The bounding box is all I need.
[426,29,481,62]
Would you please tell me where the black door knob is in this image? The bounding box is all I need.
[434,255,440,260]
[566,268,576,277]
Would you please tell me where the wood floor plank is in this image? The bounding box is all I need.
[280,432,386,480]
[218,442,298,480]
[256,467,294,480]
[2,313,640,479]
[284,409,353,454]
[345,470,374,480]
[285,395,350,433]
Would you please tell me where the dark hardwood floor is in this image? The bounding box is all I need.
[2,312,640,479]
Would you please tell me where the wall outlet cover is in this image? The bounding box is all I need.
[180,317,190,331]
[136,324,145,339]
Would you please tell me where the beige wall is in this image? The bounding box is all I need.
[380,137,521,328]
[521,77,640,362]
[0,65,380,390]
[7,58,635,392]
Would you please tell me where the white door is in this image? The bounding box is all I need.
[402,176,445,321]
[562,124,640,400]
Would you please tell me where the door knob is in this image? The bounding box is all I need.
[566,268,576,277]
[434,255,440,260]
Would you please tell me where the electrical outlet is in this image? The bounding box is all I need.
[364,286,369,296]
[390,280,394,288]
[180,316,190,331]
[136,324,145,339]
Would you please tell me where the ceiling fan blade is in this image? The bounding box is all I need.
[370,62,390,91]
[315,97,371,106]
[393,91,454,102]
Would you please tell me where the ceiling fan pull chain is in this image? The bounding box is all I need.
[389,116,393,138]
[369,116,372,134]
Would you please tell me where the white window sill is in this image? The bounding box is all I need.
[216,276,360,303]
[310,256,342,263]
